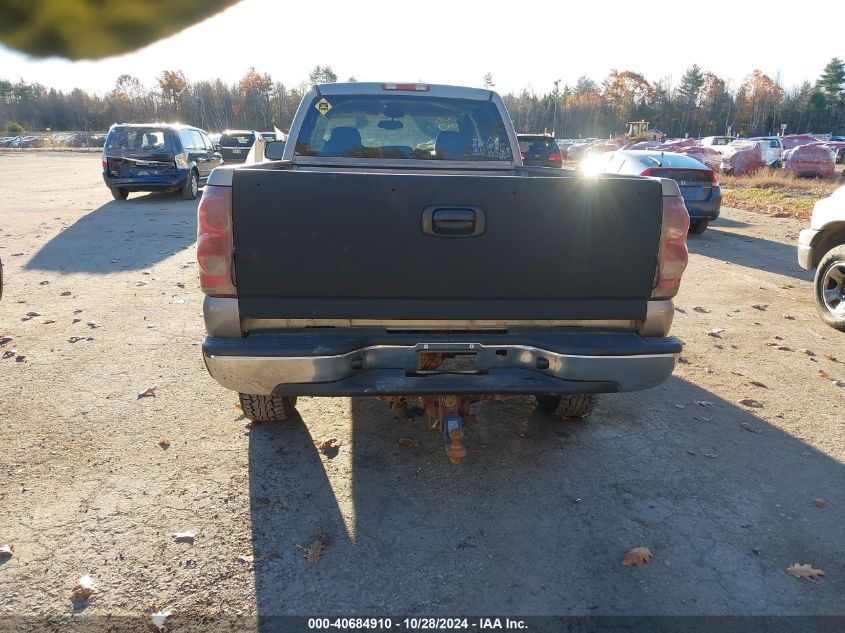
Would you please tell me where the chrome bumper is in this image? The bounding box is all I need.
[797,228,819,270]
[203,341,677,396]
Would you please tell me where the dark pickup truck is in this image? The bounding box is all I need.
[198,83,689,463]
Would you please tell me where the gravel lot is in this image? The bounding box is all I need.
[0,152,843,629]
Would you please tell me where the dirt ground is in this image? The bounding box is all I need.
[0,152,843,629]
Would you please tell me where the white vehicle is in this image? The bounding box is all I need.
[699,136,736,154]
[721,139,781,168]
[797,185,845,331]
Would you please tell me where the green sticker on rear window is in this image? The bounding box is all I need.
[315,98,332,116]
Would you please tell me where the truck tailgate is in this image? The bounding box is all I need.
[231,169,663,321]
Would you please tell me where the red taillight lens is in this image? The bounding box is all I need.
[548,153,562,162]
[382,83,429,91]
[651,195,689,299]
[197,185,236,296]
[102,152,107,170]
[709,170,719,186]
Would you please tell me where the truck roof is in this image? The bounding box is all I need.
[315,82,494,101]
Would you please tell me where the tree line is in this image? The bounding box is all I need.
[1,61,843,139]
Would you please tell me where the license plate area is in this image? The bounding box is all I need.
[416,351,479,374]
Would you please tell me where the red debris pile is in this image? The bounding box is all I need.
[720,141,765,176]
[783,144,836,177]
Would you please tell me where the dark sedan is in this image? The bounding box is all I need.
[517,134,563,168]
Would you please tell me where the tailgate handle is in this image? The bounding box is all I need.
[422,207,485,237]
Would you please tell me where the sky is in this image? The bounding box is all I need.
[0,0,841,96]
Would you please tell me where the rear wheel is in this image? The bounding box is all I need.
[535,394,599,418]
[689,220,709,235]
[814,245,845,331]
[111,187,128,200]
[238,393,298,422]
[182,170,199,200]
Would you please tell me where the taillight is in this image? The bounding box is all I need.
[548,153,562,162]
[175,151,189,169]
[382,83,429,91]
[709,170,719,186]
[102,152,107,170]
[651,195,689,299]
[197,185,236,296]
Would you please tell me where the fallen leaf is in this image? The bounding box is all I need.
[708,329,724,338]
[43,320,56,324]
[151,611,172,631]
[739,398,764,408]
[25,311,41,317]
[621,547,652,567]
[811,498,827,508]
[740,422,762,434]
[2,351,14,359]
[801,349,816,357]
[786,563,825,581]
[0,337,12,346]
[677,356,689,364]
[60,291,71,296]
[695,400,714,407]
[752,304,768,311]
[68,336,87,343]
[87,321,98,329]
[314,437,338,454]
[704,453,718,459]
[398,438,421,448]
[237,554,254,564]
[158,439,171,449]
[72,318,81,324]
[302,538,327,565]
[818,370,829,379]
[783,314,796,320]
[674,306,686,314]
[748,381,768,388]
[777,346,794,352]
[137,387,156,399]
[176,282,185,288]
[172,531,195,544]
[70,575,97,601]
[693,306,710,313]
[0,544,13,558]
[73,309,82,314]
[15,355,26,363]
[826,355,840,363]
[39,280,50,285]
[235,404,243,413]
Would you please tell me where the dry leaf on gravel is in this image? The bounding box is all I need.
[748,381,768,388]
[674,307,686,314]
[15,355,26,363]
[68,336,87,343]
[2,351,15,359]
[0,544,13,558]
[621,547,652,567]
[171,531,195,544]
[176,282,185,288]
[158,439,171,449]
[302,538,328,565]
[826,355,840,363]
[60,291,71,296]
[695,400,714,407]
[777,346,794,352]
[752,304,768,311]
[786,563,825,581]
[86,321,98,329]
[783,315,796,320]
[740,422,762,434]
[0,337,12,346]
[693,306,710,313]
[314,438,338,453]
[802,349,816,356]
[237,554,254,563]
[738,398,764,408]
[137,387,156,399]
[70,575,97,601]
[399,438,421,448]
[708,329,724,338]
[811,498,827,508]
[818,370,830,379]
[235,404,243,413]
[43,320,56,324]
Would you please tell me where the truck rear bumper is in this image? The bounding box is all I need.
[202,331,681,397]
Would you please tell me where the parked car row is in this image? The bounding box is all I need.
[100,124,289,200]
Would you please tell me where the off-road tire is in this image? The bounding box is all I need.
[182,169,199,200]
[111,187,128,200]
[689,220,709,235]
[814,245,845,331]
[535,394,599,418]
[238,393,298,422]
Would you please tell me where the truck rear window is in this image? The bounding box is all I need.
[294,95,512,160]
[518,137,558,158]
[221,133,255,147]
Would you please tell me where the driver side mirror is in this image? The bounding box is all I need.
[213,143,221,152]
[264,140,286,160]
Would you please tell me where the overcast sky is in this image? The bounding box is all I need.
[0,0,840,95]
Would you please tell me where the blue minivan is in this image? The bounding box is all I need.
[102,123,222,200]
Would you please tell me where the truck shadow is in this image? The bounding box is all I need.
[247,378,844,621]
[688,227,813,281]
[25,193,198,273]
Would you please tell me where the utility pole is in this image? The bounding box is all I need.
[552,79,561,137]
